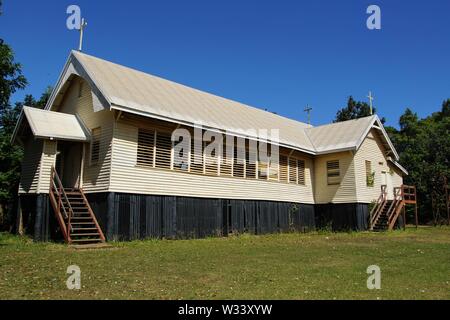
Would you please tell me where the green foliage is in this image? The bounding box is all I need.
[0,40,27,109]
[0,29,52,228]
[386,102,450,223]
[335,96,386,123]
[0,38,28,228]
[366,171,375,187]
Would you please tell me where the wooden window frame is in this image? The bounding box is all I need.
[297,159,306,185]
[327,160,341,185]
[137,129,156,168]
[90,127,101,166]
[366,160,374,187]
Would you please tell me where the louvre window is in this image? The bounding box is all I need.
[155,132,172,169]
[220,137,233,177]
[134,126,310,187]
[137,129,155,167]
[327,160,340,185]
[190,139,204,174]
[204,138,219,176]
[288,158,298,184]
[297,160,305,185]
[233,139,245,178]
[279,155,288,183]
[246,140,257,179]
[366,160,374,187]
[90,127,101,165]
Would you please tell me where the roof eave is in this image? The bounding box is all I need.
[110,103,316,156]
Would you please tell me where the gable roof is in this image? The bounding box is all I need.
[304,115,399,160]
[12,106,89,144]
[305,116,377,154]
[44,51,400,160]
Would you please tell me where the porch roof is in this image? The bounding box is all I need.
[12,106,90,143]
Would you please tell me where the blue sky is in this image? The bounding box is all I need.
[1,0,449,127]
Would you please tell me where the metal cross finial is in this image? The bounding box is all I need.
[367,91,374,115]
[78,18,88,51]
[304,105,313,125]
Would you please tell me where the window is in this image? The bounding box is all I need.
[279,155,288,183]
[90,127,101,165]
[204,139,219,176]
[258,161,268,180]
[137,129,155,167]
[246,140,257,179]
[327,160,340,185]
[190,138,204,174]
[155,131,172,169]
[288,158,297,184]
[268,153,279,181]
[366,160,374,187]
[233,138,245,178]
[220,136,233,177]
[297,160,305,185]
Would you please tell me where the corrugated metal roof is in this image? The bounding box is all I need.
[21,106,89,142]
[71,51,315,153]
[305,116,377,154]
[43,51,400,160]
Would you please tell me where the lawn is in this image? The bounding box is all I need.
[0,227,449,300]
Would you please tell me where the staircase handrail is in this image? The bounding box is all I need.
[370,185,387,229]
[50,167,75,235]
[387,187,403,228]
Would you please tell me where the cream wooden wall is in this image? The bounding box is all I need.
[37,140,57,194]
[19,137,43,194]
[313,151,358,204]
[354,130,404,202]
[55,78,114,193]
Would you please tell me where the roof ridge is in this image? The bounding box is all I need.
[306,115,376,131]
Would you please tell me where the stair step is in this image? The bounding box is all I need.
[71,233,100,237]
[70,222,96,226]
[71,239,103,243]
[71,217,94,220]
[72,228,99,232]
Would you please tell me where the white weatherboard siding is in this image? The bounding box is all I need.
[19,138,43,194]
[37,140,57,194]
[109,121,315,203]
[56,78,113,193]
[354,130,404,202]
[313,151,357,204]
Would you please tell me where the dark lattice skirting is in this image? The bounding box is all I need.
[86,193,316,241]
[19,193,381,241]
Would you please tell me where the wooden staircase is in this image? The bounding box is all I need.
[49,167,105,245]
[370,185,417,231]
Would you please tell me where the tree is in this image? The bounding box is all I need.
[0,38,28,228]
[334,96,385,123]
[387,103,450,224]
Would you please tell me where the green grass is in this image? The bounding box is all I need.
[1,227,449,300]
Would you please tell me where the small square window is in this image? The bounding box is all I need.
[90,127,101,165]
[327,160,340,185]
